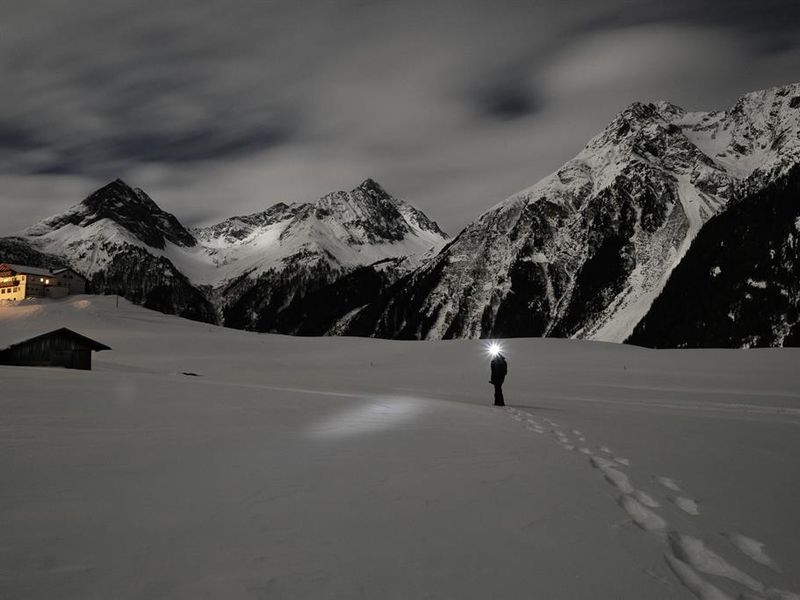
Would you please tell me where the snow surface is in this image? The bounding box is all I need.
[1,296,799,599]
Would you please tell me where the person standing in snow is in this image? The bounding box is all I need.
[490,352,508,407]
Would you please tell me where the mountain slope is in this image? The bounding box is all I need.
[627,164,800,348]
[345,83,800,342]
[207,179,447,332]
[2,178,447,332]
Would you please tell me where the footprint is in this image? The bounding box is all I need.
[601,467,635,495]
[723,533,780,571]
[656,476,682,492]
[600,446,613,455]
[632,490,661,508]
[619,495,667,532]
[589,456,639,495]
[667,532,764,593]
[671,496,700,516]
[589,455,617,470]
[664,553,734,600]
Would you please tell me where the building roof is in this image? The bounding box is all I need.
[0,327,111,352]
[50,267,84,277]
[1,263,54,277]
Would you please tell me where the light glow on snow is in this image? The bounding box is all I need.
[307,396,429,440]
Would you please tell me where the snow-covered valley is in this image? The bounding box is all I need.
[2,296,799,599]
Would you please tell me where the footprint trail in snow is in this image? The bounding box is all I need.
[503,406,798,600]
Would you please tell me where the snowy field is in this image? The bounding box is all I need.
[1,296,799,600]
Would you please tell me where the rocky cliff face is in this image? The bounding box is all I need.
[345,83,800,344]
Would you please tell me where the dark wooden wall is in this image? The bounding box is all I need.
[0,332,97,370]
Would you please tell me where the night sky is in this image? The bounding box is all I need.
[2,0,799,235]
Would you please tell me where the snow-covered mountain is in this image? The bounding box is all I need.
[2,180,215,322]
[344,83,800,345]
[3,82,798,346]
[194,178,447,332]
[1,178,448,330]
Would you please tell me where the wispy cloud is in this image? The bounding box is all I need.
[1,0,799,234]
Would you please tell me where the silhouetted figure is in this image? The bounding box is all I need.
[490,353,507,406]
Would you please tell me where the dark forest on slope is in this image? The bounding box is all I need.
[628,165,800,348]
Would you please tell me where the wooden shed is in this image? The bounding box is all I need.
[0,328,110,370]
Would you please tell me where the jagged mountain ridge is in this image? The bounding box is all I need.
[343,82,800,343]
[3,178,448,329]
[190,178,446,287]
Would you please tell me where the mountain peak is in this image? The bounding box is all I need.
[84,179,150,208]
[355,177,389,196]
[28,180,196,250]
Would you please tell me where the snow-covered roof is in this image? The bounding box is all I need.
[1,263,54,277]
[0,327,110,352]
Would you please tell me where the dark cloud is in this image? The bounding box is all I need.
[31,120,296,175]
[0,0,799,234]
[478,85,539,121]
[0,123,41,151]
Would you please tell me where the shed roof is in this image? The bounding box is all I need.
[0,327,111,352]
